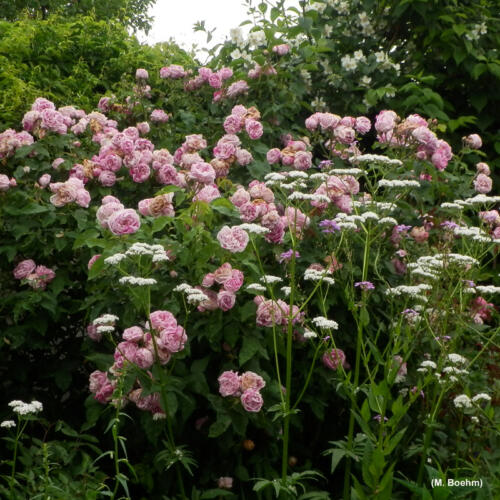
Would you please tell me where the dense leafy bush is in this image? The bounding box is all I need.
[0,15,194,130]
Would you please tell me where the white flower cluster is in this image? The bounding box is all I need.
[281,286,291,297]
[304,268,335,285]
[1,420,15,428]
[288,192,330,203]
[246,283,266,292]
[341,50,366,71]
[93,314,119,325]
[126,243,169,262]
[260,275,282,284]
[417,360,437,373]
[309,173,329,181]
[453,394,472,408]
[448,353,467,365]
[327,168,363,175]
[281,181,307,191]
[378,179,421,188]
[378,217,399,225]
[386,284,432,297]
[96,325,115,333]
[472,393,491,403]
[173,283,209,304]
[353,200,397,212]
[237,223,269,234]
[453,225,492,243]
[9,400,43,415]
[475,285,500,294]
[286,170,309,179]
[119,276,158,286]
[466,22,487,41]
[303,329,318,339]
[264,172,286,182]
[104,253,127,265]
[440,202,463,210]
[460,194,500,205]
[350,154,403,166]
[312,316,339,330]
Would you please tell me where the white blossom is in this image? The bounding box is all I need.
[312,316,339,329]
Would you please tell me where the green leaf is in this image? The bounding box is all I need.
[208,413,231,437]
[239,335,264,365]
[210,197,238,217]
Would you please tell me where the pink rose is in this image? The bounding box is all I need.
[473,173,492,194]
[134,348,154,369]
[96,202,124,228]
[217,290,236,311]
[240,388,263,412]
[240,371,265,391]
[190,162,216,184]
[245,119,263,140]
[272,44,290,55]
[218,370,241,397]
[334,125,356,144]
[158,326,187,353]
[322,348,347,370]
[266,148,281,164]
[98,170,116,187]
[375,110,398,133]
[213,263,233,284]
[87,254,101,270]
[13,259,36,279]
[256,299,282,327]
[230,187,250,207]
[216,226,249,252]
[476,162,490,175]
[223,115,243,134]
[130,164,151,183]
[150,310,177,332]
[123,326,144,342]
[355,116,371,134]
[107,209,141,235]
[38,174,51,187]
[293,151,312,170]
[193,184,220,203]
[224,269,244,292]
[464,134,482,149]
[135,68,149,80]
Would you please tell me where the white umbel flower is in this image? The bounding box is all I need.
[312,316,339,330]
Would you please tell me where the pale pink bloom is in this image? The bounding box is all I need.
[256,299,282,327]
[213,263,233,284]
[193,184,221,203]
[156,164,179,185]
[239,202,259,222]
[334,194,352,214]
[410,227,429,243]
[218,370,241,397]
[431,140,452,171]
[108,209,141,235]
[96,202,124,227]
[134,348,154,368]
[266,148,281,164]
[190,162,216,184]
[226,80,249,98]
[123,326,144,342]
[476,162,490,175]
[473,174,492,194]
[322,348,347,370]
[150,311,178,332]
[87,324,102,342]
[479,210,500,225]
[87,254,101,270]
[355,116,371,134]
[305,113,320,131]
[217,477,233,489]
[493,226,500,239]
[13,259,36,279]
[135,68,149,80]
[248,180,274,202]
[464,133,482,149]
[272,44,290,55]
[208,73,222,89]
[196,288,218,312]
[217,226,249,252]
[98,170,116,187]
[52,158,65,169]
[223,115,243,134]
[150,109,169,123]
[137,122,150,135]
[285,207,310,233]
[375,110,398,133]
[235,148,253,166]
[158,326,187,353]
[0,174,11,191]
[334,125,356,144]
[130,164,151,183]
[217,290,236,311]
[240,388,263,412]
[293,150,312,170]
[319,113,340,130]
[240,371,265,391]
[224,269,244,292]
[160,65,186,79]
[245,119,263,140]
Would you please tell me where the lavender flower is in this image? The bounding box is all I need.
[355,281,375,290]
[319,219,341,233]
[279,250,300,263]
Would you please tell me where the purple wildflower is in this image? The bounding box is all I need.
[355,281,375,291]
[319,219,341,233]
[395,224,412,233]
[279,249,300,263]
[440,220,459,230]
